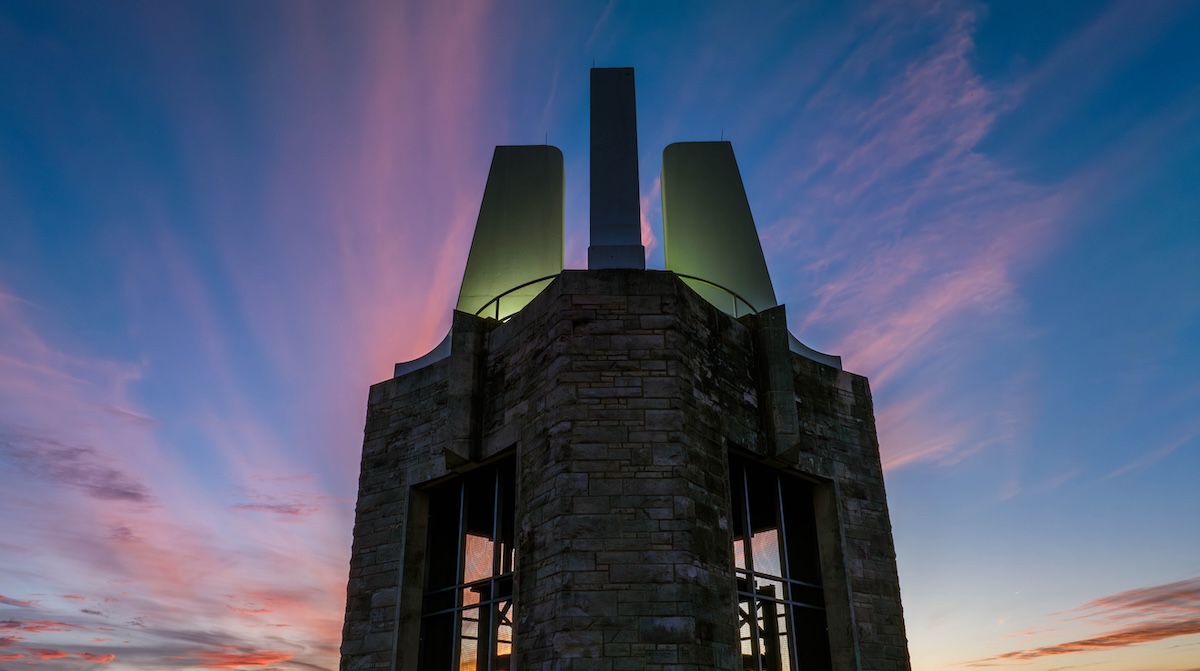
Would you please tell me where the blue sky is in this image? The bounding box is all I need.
[1,1,1198,669]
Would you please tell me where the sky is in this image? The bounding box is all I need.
[1,1,1198,669]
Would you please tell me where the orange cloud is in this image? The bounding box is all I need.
[79,651,117,663]
[0,653,25,660]
[191,646,293,668]
[969,620,1200,664]
[970,576,1200,665]
[1075,576,1200,620]
[30,648,70,660]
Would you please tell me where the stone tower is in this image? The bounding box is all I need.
[340,69,910,671]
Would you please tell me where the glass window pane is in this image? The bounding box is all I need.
[754,576,784,602]
[781,482,822,585]
[730,457,831,671]
[731,459,749,572]
[751,527,783,578]
[419,611,454,670]
[423,587,455,615]
[427,485,463,589]
[421,459,517,671]
[753,598,786,671]
[459,605,481,671]
[774,601,793,671]
[463,533,494,584]
[463,468,497,544]
[495,576,513,601]
[461,585,482,608]
[792,606,832,670]
[498,464,516,574]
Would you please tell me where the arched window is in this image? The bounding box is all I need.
[731,456,832,671]
[421,460,516,671]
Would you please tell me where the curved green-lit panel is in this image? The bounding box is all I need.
[661,141,778,317]
[456,145,564,320]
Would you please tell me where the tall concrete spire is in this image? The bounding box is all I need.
[588,67,645,269]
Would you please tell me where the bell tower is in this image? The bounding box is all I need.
[339,68,911,671]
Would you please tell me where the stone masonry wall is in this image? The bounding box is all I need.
[340,270,910,671]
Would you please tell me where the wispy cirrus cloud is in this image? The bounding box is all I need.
[0,620,89,634]
[1102,428,1200,481]
[746,1,1066,471]
[1,433,153,504]
[1,278,342,665]
[231,501,318,517]
[229,484,329,520]
[0,596,35,607]
[745,0,1192,476]
[968,577,1200,665]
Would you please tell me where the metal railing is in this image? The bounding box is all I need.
[473,274,561,321]
[472,271,762,321]
[672,273,761,317]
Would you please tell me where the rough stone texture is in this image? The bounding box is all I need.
[340,270,911,671]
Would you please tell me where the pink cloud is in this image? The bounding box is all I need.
[0,595,35,607]
[762,0,1200,481]
[230,502,318,517]
[0,620,87,633]
[1,280,342,663]
[746,2,1114,474]
[640,176,662,259]
[30,648,70,660]
[1073,577,1200,622]
[79,651,117,663]
[186,646,293,669]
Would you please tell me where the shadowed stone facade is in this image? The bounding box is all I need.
[340,270,910,671]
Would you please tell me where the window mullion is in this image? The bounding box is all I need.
[776,474,798,671]
[452,483,467,671]
[740,463,764,671]
[487,469,501,671]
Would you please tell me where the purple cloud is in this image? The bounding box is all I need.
[0,432,153,503]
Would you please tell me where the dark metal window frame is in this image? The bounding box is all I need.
[731,456,832,671]
[419,460,516,671]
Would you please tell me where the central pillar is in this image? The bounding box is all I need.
[588,67,646,269]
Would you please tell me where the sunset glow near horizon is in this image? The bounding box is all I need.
[2,1,1199,670]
